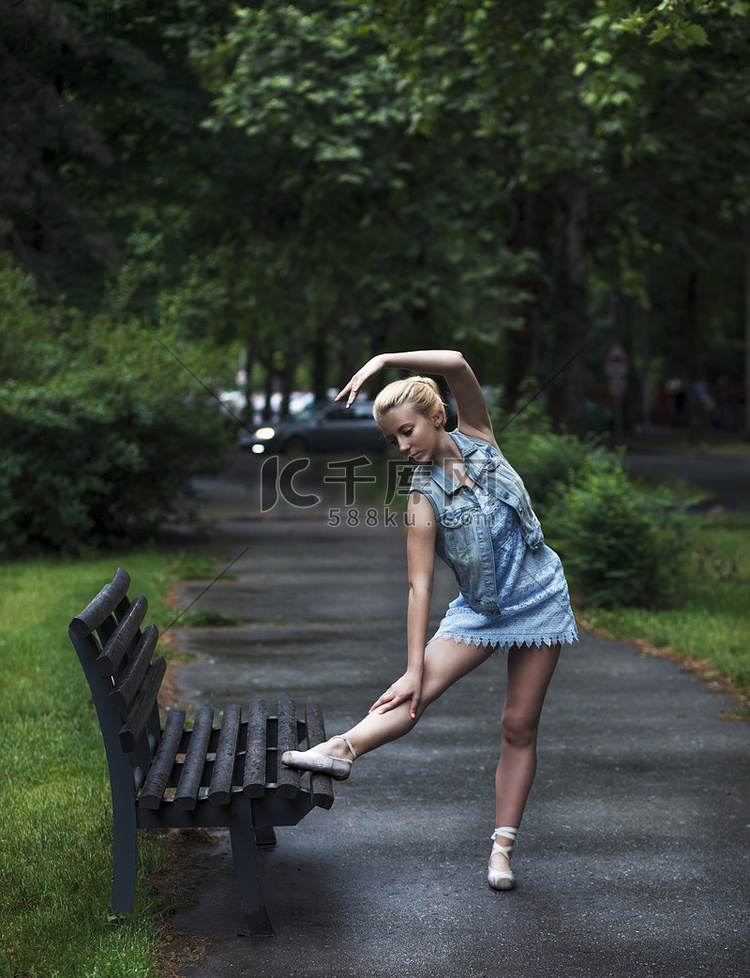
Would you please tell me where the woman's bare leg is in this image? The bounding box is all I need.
[313,636,495,760]
[490,642,560,872]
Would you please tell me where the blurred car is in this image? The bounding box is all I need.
[238,400,386,454]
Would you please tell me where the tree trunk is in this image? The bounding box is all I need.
[745,219,750,438]
[280,355,296,418]
[639,269,652,429]
[547,175,589,435]
[262,361,275,421]
[686,268,709,434]
[312,324,329,403]
[502,190,541,413]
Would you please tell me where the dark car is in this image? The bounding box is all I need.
[239,400,386,455]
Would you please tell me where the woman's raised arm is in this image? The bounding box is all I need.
[336,350,496,446]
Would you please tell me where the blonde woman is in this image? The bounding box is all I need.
[283,350,578,890]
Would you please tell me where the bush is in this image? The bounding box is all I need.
[504,429,603,511]
[0,261,234,554]
[494,392,602,509]
[546,457,691,608]
[0,378,232,554]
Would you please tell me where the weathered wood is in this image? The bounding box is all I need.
[109,625,158,714]
[138,708,186,809]
[118,657,166,753]
[174,707,214,812]
[69,568,131,638]
[306,703,335,811]
[275,698,300,799]
[208,704,242,806]
[243,698,268,798]
[95,594,149,678]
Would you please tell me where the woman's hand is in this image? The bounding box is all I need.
[335,355,385,407]
[369,669,423,720]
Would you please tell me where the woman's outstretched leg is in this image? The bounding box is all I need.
[490,642,560,881]
[286,636,494,766]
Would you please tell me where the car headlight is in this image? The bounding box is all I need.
[251,444,265,454]
[255,427,275,440]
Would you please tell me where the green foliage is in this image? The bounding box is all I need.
[495,396,604,510]
[0,260,233,555]
[190,0,527,383]
[547,457,691,609]
[4,0,750,428]
[507,430,604,512]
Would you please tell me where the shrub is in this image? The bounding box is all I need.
[547,458,691,609]
[0,377,232,554]
[503,430,603,511]
[493,392,602,510]
[0,261,234,554]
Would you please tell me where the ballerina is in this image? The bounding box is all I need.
[282,350,578,890]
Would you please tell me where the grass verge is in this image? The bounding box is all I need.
[0,552,193,978]
[579,512,750,716]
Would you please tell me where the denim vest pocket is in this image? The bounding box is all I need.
[436,505,490,607]
[437,505,477,556]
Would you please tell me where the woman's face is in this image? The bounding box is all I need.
[378,402,442,463]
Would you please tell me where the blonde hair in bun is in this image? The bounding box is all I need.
[372,375,446,425]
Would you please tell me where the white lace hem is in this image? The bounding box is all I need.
[432,624,579,653]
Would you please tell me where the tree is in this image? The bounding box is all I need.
[360,0,750,432]
[185,0,523,392]
[0,0,230,302]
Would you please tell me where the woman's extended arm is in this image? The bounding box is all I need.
[337,349,497,447]
[369,491,437,719]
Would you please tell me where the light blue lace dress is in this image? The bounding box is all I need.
[431,482,578,652]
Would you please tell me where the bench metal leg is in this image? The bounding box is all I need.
[110,793,138,916]
[253,826,277,847]
[229,797,274,936]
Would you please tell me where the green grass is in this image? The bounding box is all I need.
[177,608,246,627]
[581,513,750,708]
[0,553,180,978]
[169,552,227,581]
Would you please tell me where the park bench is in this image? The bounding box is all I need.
[68,567,334,936]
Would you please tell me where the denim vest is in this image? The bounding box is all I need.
[410,430,544,614]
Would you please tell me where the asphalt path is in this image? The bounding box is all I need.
[625,450,750,512]
[166,452,749,978]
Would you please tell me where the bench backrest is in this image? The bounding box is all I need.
[69,568,165,787]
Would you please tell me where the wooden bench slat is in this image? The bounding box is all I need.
[174,707,214,811]
[69,568,131,638]
[118,657,166,753]
[138,708,186,809]
[305,703,335,811]
[108,625,158,714]
[208,704,242,806]
[275,698,300,799]
[96,594,149,678]
[243,698,268,798]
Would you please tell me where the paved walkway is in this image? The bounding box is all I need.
[167,453,749,978]
[625,449,750,512]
